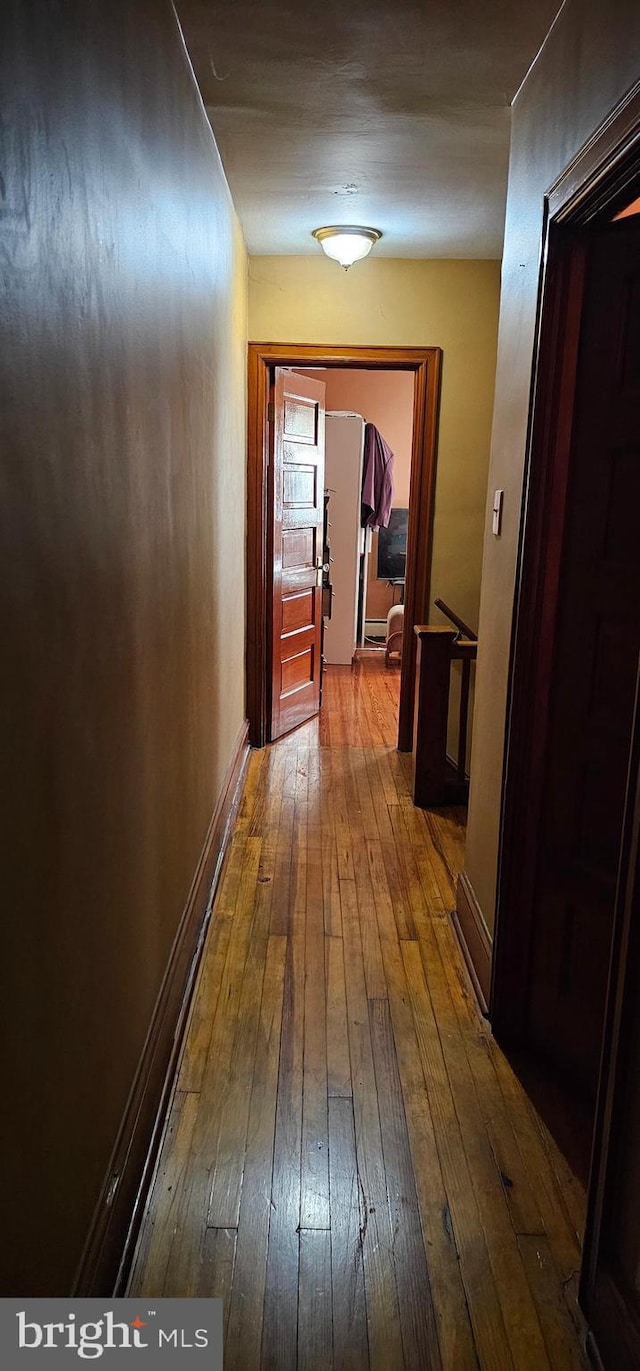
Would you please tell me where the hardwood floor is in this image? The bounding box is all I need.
[129,657,588,1369]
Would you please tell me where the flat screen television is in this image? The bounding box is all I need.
[377,507,408,580]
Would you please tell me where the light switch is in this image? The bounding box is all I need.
[492,489,504,536]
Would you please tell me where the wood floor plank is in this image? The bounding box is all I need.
[488,1042,584,1280]
[401,940,514,1371]
[365,741,398,809]
[128,1089,199,1295]
[366,836,417,943]
[359,745,397,850]
[270,760,296,937]
[261,860,307,1371]
[349,745,379,841]
[177,913,235,1093]
[225,934,287,1371]
[294,737,311,839]
[410,915,554,1369]
[319,699,331,746]
[424,806,466,897]
[388,804,434,929]
[298,1230,333,1371]
[518,1236,589,1370]
[207,847,273,1226]
[369,996,442,1370]
[300,843,330,1229]
[352,841,387,1001]
[177,829,254,1092]
[332,744,356,882]
[429,919,547,1241]
[326,935,352,1099]
[322,817,342,937]
[328,1096,370,1370]
[318,746,339,923]
[198,1227,237,1340]
[355,662,396,746]
[530,1107,586,1242]
[371,739,402,807]
[165,839,264,1290]
[258,741,288,829]
[340,876,406,1370]
[236,747,267,836]
[399,800,448,915]
[371,907,479,1370]
[305,729,322,832]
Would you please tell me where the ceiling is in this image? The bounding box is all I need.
[176,0,561,259]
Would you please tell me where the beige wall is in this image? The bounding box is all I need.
[212,212,248,799]
[322,368,414,504]
[464,0,640,934]
[297,367,414,621]
[250,258,500,639]
[1,0,247,1293]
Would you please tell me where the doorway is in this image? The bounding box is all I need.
[491,109,640,1176]
[246,345,442,751]
[291,366,414,665]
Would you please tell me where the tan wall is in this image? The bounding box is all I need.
[213,217,249,792]
[326,369,415,625]
[322,368,414,503]
[297,368,414,621]
[0,0,247,1292]
[463,0,640,933]
[250,258,501,640]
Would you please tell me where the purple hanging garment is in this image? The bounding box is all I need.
[361,423,395,529]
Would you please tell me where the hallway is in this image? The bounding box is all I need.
[129,659,587,1369]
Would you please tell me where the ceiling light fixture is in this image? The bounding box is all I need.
[312,225,382,270]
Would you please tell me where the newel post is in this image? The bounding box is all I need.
[413,626,457,807]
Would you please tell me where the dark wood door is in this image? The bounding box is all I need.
[269,368,326,741]
[528,221,640,1101]
[580,661,640,1369]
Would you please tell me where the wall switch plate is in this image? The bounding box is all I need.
[492,489,504,536]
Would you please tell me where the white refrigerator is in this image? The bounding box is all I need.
[323,413,367,665]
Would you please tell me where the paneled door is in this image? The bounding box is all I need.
[269,368,326,741]
[527,220,640,1100]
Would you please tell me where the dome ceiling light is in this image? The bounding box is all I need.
[312,225,382,270]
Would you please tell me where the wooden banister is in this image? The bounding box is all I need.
[434,597,477,642]
[413,624,478,807]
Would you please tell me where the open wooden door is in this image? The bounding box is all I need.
[269,368,326,741]
[526,220,640,1101]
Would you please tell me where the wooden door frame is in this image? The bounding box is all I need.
[246,343,442,749]
[491,79,640,1045]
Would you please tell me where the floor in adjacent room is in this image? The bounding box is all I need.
[129,657,588,1370]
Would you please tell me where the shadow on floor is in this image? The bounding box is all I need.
[505,1047,594,1189]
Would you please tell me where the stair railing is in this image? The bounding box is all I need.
[412,600,478,807]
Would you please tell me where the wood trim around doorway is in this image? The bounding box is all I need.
[246,343,442,750]
[491,84,640,1047]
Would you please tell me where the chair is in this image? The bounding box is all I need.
[385,603,404,666]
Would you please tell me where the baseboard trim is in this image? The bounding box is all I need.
[446,751,470,786]
[451,871,492,1016]
[73,719,250,1296]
